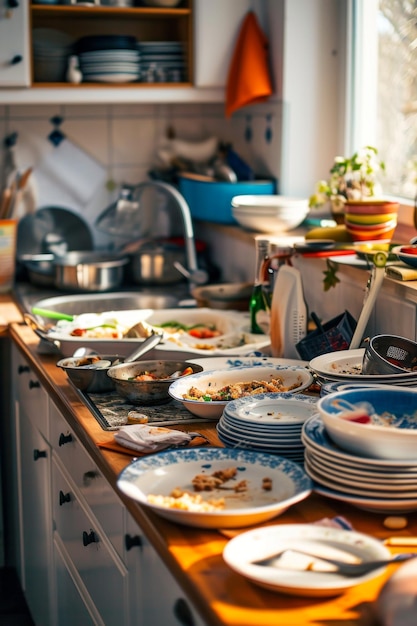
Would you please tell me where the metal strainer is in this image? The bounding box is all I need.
[362,334,417,375]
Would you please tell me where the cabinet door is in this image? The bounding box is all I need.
[141,535,206,626]
[194,0,253,87]
[18,404,53,626]
[54,535,103,626]
[0,2,30,86]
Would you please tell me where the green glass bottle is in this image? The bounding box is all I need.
[250,238,271,334]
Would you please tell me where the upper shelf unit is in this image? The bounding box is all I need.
[30,1,194,89]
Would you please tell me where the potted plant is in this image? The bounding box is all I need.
[309,146,387,223]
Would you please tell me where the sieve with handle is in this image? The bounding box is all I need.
[362,334,417,375]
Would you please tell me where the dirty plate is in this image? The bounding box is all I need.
[168,365,314,419]
[223,523,391,596]
[116,447,312,528]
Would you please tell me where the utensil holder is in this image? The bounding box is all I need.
[295,310,357,361]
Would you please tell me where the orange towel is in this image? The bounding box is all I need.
[225,11,273,118]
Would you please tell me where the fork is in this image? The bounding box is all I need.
[250,548,417,577]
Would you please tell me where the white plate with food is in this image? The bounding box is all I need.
[223,392,318,426]
[116,447,312,528]
[222,523,392,596]
[309,349,417,383]
[168,366,314,419]
[36,308,271,358]
[187,356,308,370]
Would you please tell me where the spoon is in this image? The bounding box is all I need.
[250,548,417,577]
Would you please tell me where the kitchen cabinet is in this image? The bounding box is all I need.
[12,345,53,626]
[0,0,258,103]
[30,2,193,88]
[10,344,207,626]
[127,515,206,626]
[0,2,30,87]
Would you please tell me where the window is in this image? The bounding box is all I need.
[348,0,417,200]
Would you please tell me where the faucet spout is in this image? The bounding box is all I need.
[134,180,208,289]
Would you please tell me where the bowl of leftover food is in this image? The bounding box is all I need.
[57,354,124,393]
[116,447,312,528]
[168,365,314,419]
[317,387,417,459]
[107,359,204,405]
[392,244,417,268]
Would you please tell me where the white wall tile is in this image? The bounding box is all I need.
[62,118,109,166]
[111,116,157,165]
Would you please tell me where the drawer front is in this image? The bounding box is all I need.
[14,350,48,436]
[52,458,128,626]
[50,401,125,559]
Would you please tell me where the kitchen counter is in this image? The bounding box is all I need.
[3,292,417,626]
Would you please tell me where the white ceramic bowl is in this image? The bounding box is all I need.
[168,365,314,419]
[317,387,417,460]
[231,196,309,233]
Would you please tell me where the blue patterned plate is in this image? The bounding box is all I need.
[117,447,312,528]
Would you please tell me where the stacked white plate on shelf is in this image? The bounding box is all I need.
[137,41,186,82]
[78,49,141,83]
[216,392,319,465]
[75,35,140,83]
[33,28,75,82]
[302,413,417,514]
[309,349,417,387]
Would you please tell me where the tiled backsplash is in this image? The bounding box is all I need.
[0,101,281,255]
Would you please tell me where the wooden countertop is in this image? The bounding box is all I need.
[3,293,417,626]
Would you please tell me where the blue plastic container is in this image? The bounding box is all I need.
[178,177,276,224]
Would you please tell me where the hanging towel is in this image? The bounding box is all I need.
[225,11,273,118]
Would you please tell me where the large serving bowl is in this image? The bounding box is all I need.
[107,360,204,405]
[57,354,124,393]
[169,365,314,419]
[317,387,417,460]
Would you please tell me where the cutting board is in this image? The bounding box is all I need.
[269,265,307,359]
[34,137,107,211]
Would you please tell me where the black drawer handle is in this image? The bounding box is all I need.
[59,490,71,506]
[82,530,98,547]
[58,433,73,447]
[173,598,195,626]
[18,365,29,374]
[125,534,142,551]
[33,449,47,461]
[29,380,40,390]
[10,54,22,65]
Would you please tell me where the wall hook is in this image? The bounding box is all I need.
[245,115,252,142]
[265,114,273,143]
[48,116,65,147]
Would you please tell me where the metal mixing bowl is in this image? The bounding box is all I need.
[57,354,125,393]
[106,360,204,405]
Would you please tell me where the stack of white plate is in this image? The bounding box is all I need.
[302,413,417,513]
[33,28,75,82]
[310,348,417,387]
[78,49,141,83]
[216,392,319,465]
[137,41,186,82]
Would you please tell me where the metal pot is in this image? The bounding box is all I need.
[106,360,204,405]
[54,251,129,292]
[129,242,186,285]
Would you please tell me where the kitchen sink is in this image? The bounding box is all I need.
[30,291,182,318]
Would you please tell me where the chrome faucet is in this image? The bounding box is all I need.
[135,180,208,288]
[96,180,208,289]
